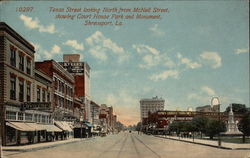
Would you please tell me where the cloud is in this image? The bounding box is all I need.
[149,24,165,36]
[63,40,84,51]
[133,44,160,55]
[133,44,175,69]
[149,70,179,81]
[85,31,129,63]
[235,48,249,54]
[177,53,201,69]
[19,14,56,34]
[42,45,62,59]
[201,86,216,96]
[200,51,222,68]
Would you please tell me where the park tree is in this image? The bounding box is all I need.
[225,104,247,114]
[192,117,208,138]
[239,112,250,143]
[205,119,226,139]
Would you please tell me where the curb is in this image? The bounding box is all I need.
[3,138,94,152]
[154,136,250,150]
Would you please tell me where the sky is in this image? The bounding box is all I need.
[0,1,249,126]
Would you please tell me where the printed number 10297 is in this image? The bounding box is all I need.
[16,7,34,12]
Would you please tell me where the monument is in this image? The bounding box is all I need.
[222,104,243,135]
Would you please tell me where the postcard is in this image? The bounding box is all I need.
[0,0,249,158]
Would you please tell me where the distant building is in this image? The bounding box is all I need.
[90,101,100,126]
[59,54,91,123]
[140,96,165,121]
[196,104,219,112]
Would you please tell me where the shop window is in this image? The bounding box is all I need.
[19,80,24,102]
[19,55,24,71]
[10,47,16,67]
[6,111,16,120]
[42,115,46,123]
[10,76,16,100]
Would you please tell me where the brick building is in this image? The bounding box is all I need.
[0,22,62,146]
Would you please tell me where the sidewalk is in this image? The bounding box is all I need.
[2,138,93,152]
[155,135,250,150]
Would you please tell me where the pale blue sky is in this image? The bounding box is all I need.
[1,1,249,125]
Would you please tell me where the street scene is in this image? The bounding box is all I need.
[0,0,250,158]
[3,132,250,158]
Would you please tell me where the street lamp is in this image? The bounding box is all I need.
[80,116,83,139]
[211,97,221,147]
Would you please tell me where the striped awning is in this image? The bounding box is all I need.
[6,122,35,131]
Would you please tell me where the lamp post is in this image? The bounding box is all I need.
[211,97,221,147]
[80,116,83,139]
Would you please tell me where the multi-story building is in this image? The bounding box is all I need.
[59,54,91,123]
[196,105,219,112]
[90,101,100,126]
[35,60,75,121]
[0,22,61,146]
[140,96,165,122]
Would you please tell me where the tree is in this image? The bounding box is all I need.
[205,119,226,139]
[192,117,209,138]
[239,112,250,142]
[136,122,142,131]
[225,104,247,114]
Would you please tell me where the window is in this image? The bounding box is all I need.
[26,59,31,75]
[37,88,41,102]
[19,80,24,102]
[18,112,24,120]
[10,76,16,100]
[10,47,16,67]
[42,89,46,102]
[25,113,33,121]
[47,92,50,102]
[42,115,46,123]
[27,83,31,102]
[6,111,16,120]
[19,55,24,71]
[34,114,38,122]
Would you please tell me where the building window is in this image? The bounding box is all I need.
[37,88,41,102]
[10,76,16,100]
[47,92,50,102]
[18,112,24,120]
[19,80,24,102]
[19,55,24,71]
[42,89,46,102]
[34,114,38,122]
[42,115,46,123]
[10,47,16,67]
[25,113,33,121]
[6,111,16,120]
[27,83,31,102]
[26,59,31,75]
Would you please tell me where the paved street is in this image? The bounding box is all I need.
[3,132,250,158]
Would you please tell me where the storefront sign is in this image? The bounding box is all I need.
[21,102,51,111]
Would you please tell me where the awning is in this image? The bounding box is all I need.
[55,121,73,132]
[84,122,93,128]
[26,123,46,131]
[42,124,62,132]
[6,122,35,131]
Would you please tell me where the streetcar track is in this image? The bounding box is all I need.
[133,135,161,158]
[96,133,127,158]
[116,134,128,158]
[130,135,142,158]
